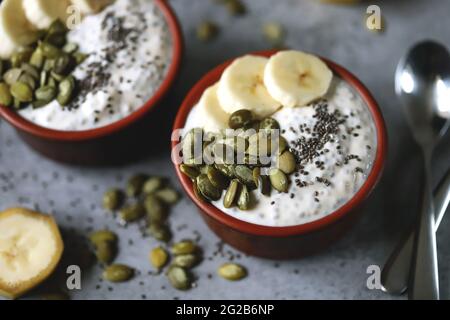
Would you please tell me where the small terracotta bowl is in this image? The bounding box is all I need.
[0,0,183,165]
[173,50,388,259]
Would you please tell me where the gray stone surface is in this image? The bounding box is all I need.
[1,0,450,300]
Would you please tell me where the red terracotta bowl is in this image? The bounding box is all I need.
[0,0,183,165]
[172,50,388,259]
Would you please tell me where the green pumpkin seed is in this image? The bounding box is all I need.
[171,240,197,255]
[196,21,219,42]
[259,117,280,131]
[143,177,163,194]
[167,266,191,290]
[57,75,75,106]
[225,0,246,16]
[11,51,31,68]
[18,73,36,90]
[277,151,296,174]
[196,174,222,201]
[40,70,48,87]
[73,51,88,65]
[148,223,172,242]
[126,173,148,197]
[172,254,198,269]
[13,97,21,109]
[275,136,288,155]
[51,71,65,82]
[207,165,229,190]
[43,58,55,71]
[32,100,49,109]
[35,85,56,103]
[262,22,285,44]
[228,109,253,129]
[95,241,117,264]
[30,48,45,68]
[253,168,271,196]
[102,188,124,211]
[192,179,208,202]
[223,179,239,208]
[119,203,146,223]
[53,54,75,75]
[45,32,66,48]
[103,264,134,282]
[21,63,39,80]
[180,164,200,179]
[237,184,251,210]
[269,168,289,193]
[63,42,78,54]
[48,19,68,35]
[215,163,235,178]
[218,263,247,281]
[155,188,179,205]
[144,194,167,224]
[150,247,169,269]
[39,41,61,59]
[89,230,118,246]
[234,165,256,188]
[3,68,23,86]
[10,82,33,102]
[0,82,12,107]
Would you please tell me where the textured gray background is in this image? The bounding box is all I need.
[1,0,450,300]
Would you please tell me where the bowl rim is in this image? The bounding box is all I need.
[172,49,388,238]
[0,0,183,142]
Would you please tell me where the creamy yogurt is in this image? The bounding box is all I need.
[19,0,172,131]
[185,77,377,227]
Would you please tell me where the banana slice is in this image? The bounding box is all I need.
[217,55,281,119]
[0,0,39,59]
[70,0,113,15]
[0,208,64,299]
[264,50,333,107]
[23,0,71,30]
[197,83,230,133]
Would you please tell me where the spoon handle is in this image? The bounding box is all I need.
[381,165,450,295]
[409,152,439,300]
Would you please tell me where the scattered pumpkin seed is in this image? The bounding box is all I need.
[40,70,49,87]
[57,75,75,106]
[0,82,12,107]
[35,85,56,103]
[192,179,208,202]
[259,117,280,131]
[45,32,66,47]
[39,41,61,59]
[237,184,251,210]
[18,73,36,90]
[269,168,289,193]
[254,168,271,196]
[126,174,148,197]
[150,247,169,270]
[143,177,163,194]
[10,82,33,102]
[43,58,55,71]
[180,164,200,179]
[277,151,296,174]
[95,241,117,264]
[171,240,197,255]
[223,179,239,208]
[102,188,124,211]
[63,42,78,54]
[89,230,118,246]
[148,223,172,242]
[103,264,134,283]
[275,136,288,155]
[11,51,32,68]
[155,188,179,205]
[196,21,219,42]
[215,163,235,178]
[225,0,246,16]
[218,263,247,281]
[172,254,198,269]
[207,165,229,190]
[228,109,253,129]
[234,165,256,188]
[262,22,285,44]
[73,51,88,64]
[30,48,45,68]
[167,266,191,290]
[119,203,146,223]
[3,68,22,86]
[53,54,74,75]
[32,100,49,109]
[21,63,39,79]
[196,174,222,201]
[144,194,167,224]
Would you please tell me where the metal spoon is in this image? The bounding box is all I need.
[393,40,450,300]
[381,165,450,295]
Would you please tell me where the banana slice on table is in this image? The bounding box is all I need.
[23,0,71,30]
[0,0,39,59]
[264,50,333,108]
[217,55,281,119]
[70,0,113,15]
[197,83,230,133]
[0,208,64,299]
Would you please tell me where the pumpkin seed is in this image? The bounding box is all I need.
[237,184,251,210]
[193,179,208,202]
[150,247,169,269]
[253,168,271,196]
[143,177,163,194]
[148,223,172,242]
[3,68,23,86]
[18,73,36,90]
[102,188,124,211]
[207,165,229,190]
[0,82,12,107]
[10,82,33,102]
[171,240,197,255]
[228,109,253,129]
[155,188,179,205]
[223,179,239,208]
[53,54,75,75]
[63,42,78,54]
[51,71,65,82]
[95,241,117,264]
[269,168,289,193]
[45,32,66,48]
[73,51,88,65]
[48,20,68,35]
[48,77,57,88]
[40,71,49,87]
[30,48,45,68]
[103,264,134,282]
[275,136,288,155]
[167,266,191,290]
[259,117,280,131]
[262,22,285,44]
[39,41,62,59]
[180,164,200,179]
[89,230,118,246]
[215,163,235,178]
[172,254,198,269]
[277,151,296,174]
[35,85,56,102]
[11,51,31,68]
[32,100,49,109]
[57,75,75,106]
[196,21,219,42]
[144,194,167,224]
[196,174,222,201]
[225,0,246,16]
[43,58,55,71]
[13,98,21,109]
[218,263,247,281]
[126,173,148,197]
[119,203,146,223]
[234,165,256,188]
[21,63,39,79]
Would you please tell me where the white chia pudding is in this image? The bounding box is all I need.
[185,77,377,227]
[19,0,173,131]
